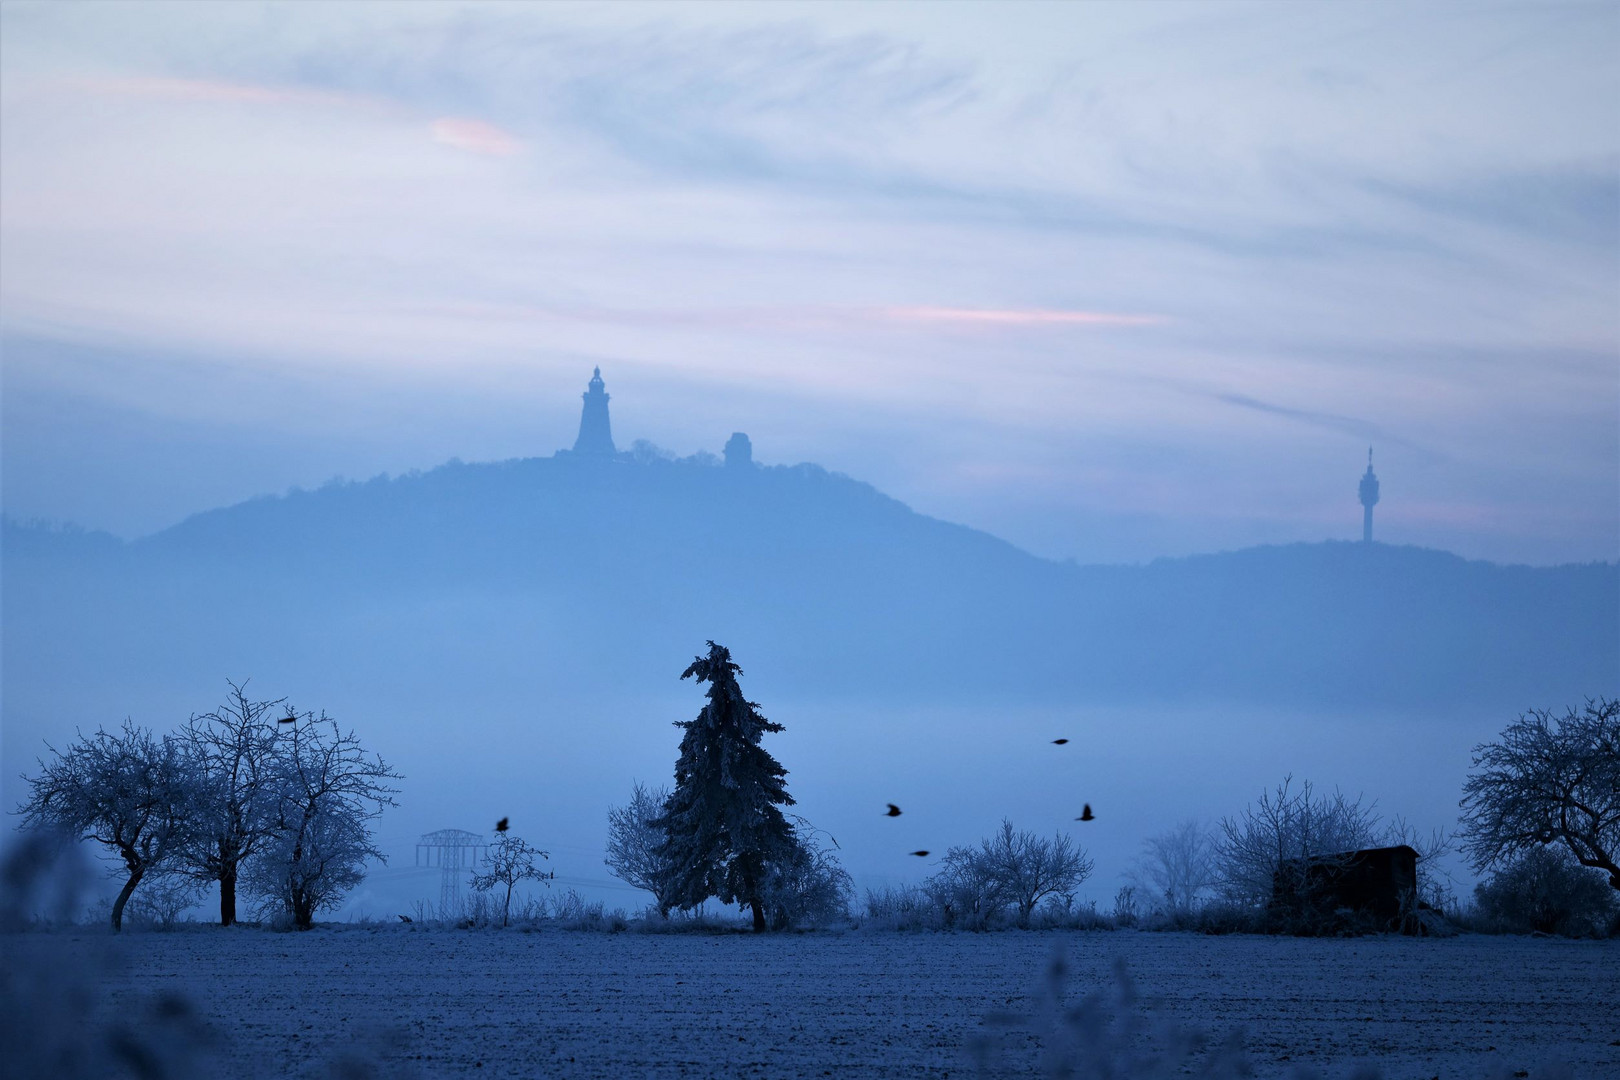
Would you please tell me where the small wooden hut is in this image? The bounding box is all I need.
[1271,844,1418,932]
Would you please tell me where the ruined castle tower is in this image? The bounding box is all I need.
[573,367,616,456]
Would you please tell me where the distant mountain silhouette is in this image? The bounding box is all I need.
[5,453,1615,708]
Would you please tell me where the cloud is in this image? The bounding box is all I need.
[1206,391,1440,461]
[882,306,1166,328]
[429,118,521,157]
[77,74,364,109]
[74,75,523,159]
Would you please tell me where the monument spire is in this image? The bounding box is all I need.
[1358,446,1380,543]
[573,366,616,455]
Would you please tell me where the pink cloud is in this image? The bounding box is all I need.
[882,306,1166,327]
[430,118,521,157]
[81,75,360,108]
[74,77,522,159]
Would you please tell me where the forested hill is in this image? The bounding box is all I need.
[5,453,1615,709]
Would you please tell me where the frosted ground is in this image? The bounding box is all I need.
[20,927,1617,1078]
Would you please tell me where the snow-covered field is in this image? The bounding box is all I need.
[16,927,1618,1079]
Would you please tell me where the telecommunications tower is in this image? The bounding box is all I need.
[416,828,487,912]
[1358,447,1380,543]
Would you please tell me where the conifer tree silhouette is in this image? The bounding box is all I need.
[654,641,796,931]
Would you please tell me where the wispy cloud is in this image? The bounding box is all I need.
[74,75,523,159]
[429,118,521,157]
[77,74,364,108]
[882,306,1166,328]
[1207,391,1439,460]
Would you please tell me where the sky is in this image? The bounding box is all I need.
[2,0,1617,566]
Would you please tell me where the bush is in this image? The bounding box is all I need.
[630,904,743,934]
[548,888,629,931]
[1033,896,1115,931]
[863,884,938,930]
[1471,846,1618,937]
[760,830,853,930]
[122,875,205,930]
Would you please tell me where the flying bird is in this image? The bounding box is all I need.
[495,817,509,833]
[397,914,412,924]
[1076,804,1095,822]
[1052,738,1069,745]
[909,850,930,857]
[885,804,902,817]
[278,714,297,724]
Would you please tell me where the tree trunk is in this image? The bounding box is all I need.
[111,867,144,932]
[293,887,315,930]
[750,896,765,932]
[220,869,237,926]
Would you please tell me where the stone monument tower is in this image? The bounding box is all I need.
[573,367,616,456]
[1358,447,1380,543]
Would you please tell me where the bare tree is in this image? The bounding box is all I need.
[931,820,1094,928]
[250,710,402,929]
[1214,776,1382,906]
[176,681,285,925]
[977,820,1094,926]
[1460,698,1619,891]
[16,721,193,931]
[1130,820,1216,914]
[604,780,676,913]
[471,831,552,927]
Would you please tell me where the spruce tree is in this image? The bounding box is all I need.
[655,641,797,931]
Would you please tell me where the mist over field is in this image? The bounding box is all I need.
[5,426,1615,914]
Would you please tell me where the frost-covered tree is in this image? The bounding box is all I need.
[471,831,552,927]
[1214,776,1383,906]
[1130,820,1216,914]
[959,820,1094,927]
[175,681,286,925]
[1472,845,1618,937]
[1460,699,1619,891]
[759,821,853,930]
[604,780,676,913]
[926,847,1002,929]
[925,821,1093,928]
[16,721,193,931]
[653,641,796,931]
[249,710,401,929]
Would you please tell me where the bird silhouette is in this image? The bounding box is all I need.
[495,817,509,833]
[277,714,297,724]
[909,850,930,857]
[1052,738,1069,745]
[885,804,902,817]
[1076,804,1095,822]
[397,914,412,923]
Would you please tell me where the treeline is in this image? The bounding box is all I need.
[860,699,1620,938]
[17,683,400,930]
[13,645,1617,939]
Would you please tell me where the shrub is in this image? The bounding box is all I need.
[863,884,938,930]
[1471,846,1618,937]
[1033,896,1114,931]
[122,875,205,930]
[760,828,853,930]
